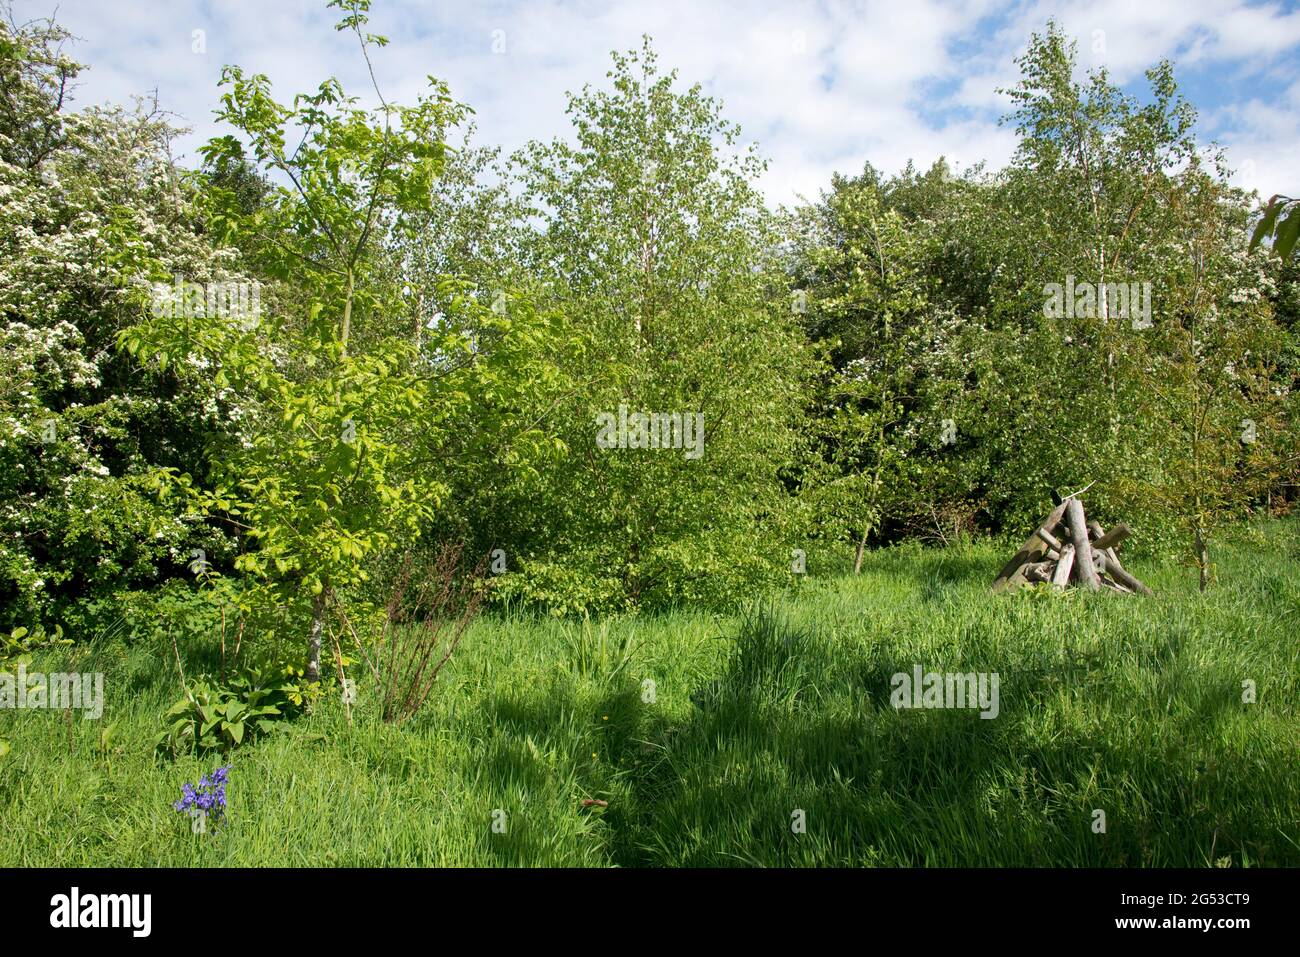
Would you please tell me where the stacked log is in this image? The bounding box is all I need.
[992,496,1152,595]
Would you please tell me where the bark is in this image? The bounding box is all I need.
[1052,545,1075,588]
[305,590,326,684]
[1064,497,1102,591]
[853,528,869,576]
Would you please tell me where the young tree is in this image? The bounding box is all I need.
[499,38,813,611]
[126,0,553,678]
[990,24,1201,527]
[1128,163,1290,589]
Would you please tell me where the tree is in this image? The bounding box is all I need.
[497,38,813,611]
[126,0,553,678]
[0,8,240,633]
[789,167,953,567]
[1128,164,1291,589]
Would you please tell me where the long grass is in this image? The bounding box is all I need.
[2,519,1297,866]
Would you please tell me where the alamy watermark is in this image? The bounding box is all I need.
[50,887,150,937]
[1043,275,1152,329]
[1,663,104,719]
[149,278,262,329]
[595,404,704,460]
[890,665,999,719]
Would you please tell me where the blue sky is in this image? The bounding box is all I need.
[14,0,1300,205]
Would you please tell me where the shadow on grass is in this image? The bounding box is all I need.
[476,599,1299,867]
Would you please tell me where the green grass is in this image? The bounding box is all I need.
[2,519,1298,866]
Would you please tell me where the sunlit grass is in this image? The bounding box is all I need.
[2,518,1296,866]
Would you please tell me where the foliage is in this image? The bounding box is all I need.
[0,622,70,759]
[789,164,962,561]
[784,21,1295,579]
[123,0,559,682]
[0,2,1294,653]
[0,11,240,633]
[0,623,70,669]
[157,660,312,755]
[1251,194,1300,261]
[494,38,814,611]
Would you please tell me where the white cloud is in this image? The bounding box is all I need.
[13,0,1300,204]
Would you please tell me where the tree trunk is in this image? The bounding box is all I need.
[340,269,355,357]
[853,528,869,576]
[1195,526,1210,592]
[305,590,326,684]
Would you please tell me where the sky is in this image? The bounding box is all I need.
[13,0,1300,207]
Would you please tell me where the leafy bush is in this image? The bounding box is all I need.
[157,660,314,755]
[0,623,70,670]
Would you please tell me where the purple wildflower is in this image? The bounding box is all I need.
[174,764,231,829]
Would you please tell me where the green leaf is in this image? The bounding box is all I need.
[1275,204,1300,260]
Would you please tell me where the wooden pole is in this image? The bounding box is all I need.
[1034,527,1064,555]
[1052,545,1075,588]
[1088,520,1132,552]
[993,500,1070,592]
[1065,498,1101,591]
[1087,519,1152,595]
[1096,550,1153,596]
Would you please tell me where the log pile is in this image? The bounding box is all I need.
[992,496,1152,595]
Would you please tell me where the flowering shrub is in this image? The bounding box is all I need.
[0,16,245,634]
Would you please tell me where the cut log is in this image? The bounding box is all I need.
[1088,520,1132,552]
[1052,544,1075,588]
[1064,497,1102,591]
[1088,519,1123,578]
[1096,550,1152,596]
[992,499,1070,592]
[1086,518,1151,595]
[1024,561,1054,583]
[1034,527,1064,554]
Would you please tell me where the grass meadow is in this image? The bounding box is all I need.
[2,518,1297,867]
